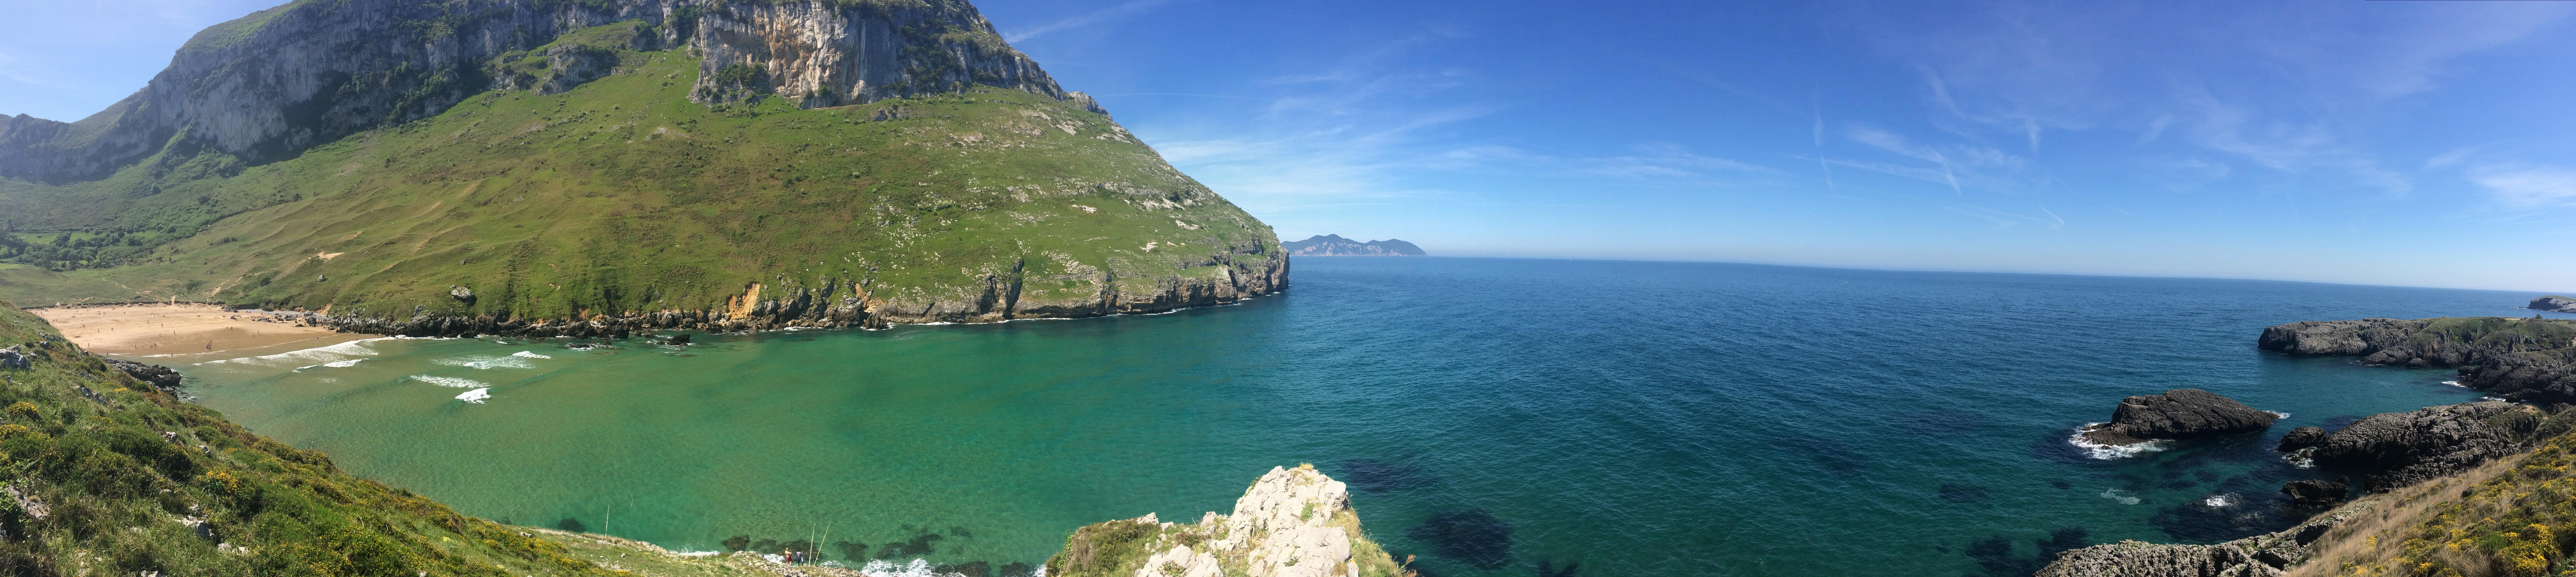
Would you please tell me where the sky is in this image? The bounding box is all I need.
[6,0,2576,291]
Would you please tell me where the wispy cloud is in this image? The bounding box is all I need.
[1002,0,1180,43]
[2471,165,2576,206]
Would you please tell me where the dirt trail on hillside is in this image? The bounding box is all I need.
[28,303,370,356]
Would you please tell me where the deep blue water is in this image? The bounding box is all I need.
[175,257,2575,576]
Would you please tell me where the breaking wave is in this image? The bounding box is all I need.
[405,375,487,388]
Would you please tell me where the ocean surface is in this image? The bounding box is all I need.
[159,258,2576,576]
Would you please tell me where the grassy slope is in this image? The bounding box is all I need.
[0,26,1275,322]
[2295,431,2576,577]
[0,300,629,576]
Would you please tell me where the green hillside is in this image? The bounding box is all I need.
[0,20,1280,327]
[0,300,626,576]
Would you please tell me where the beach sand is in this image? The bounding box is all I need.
[28,303,371,357]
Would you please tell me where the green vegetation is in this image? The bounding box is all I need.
[2327,432,2576,577]
[2404,317,2576,359]
[0,301,616,575]
[0,23,1274,323]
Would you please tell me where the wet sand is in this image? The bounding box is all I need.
[28,303,373,357]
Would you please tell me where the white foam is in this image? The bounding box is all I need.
[455,388,491,403]
[434,355,534,370]
[2203,494,2235,508]
[2068,423,2167,460]
[857,559,973,577]
[201,338,386,367]
[2444,381,2466,387]
[512,351,552,359]
[2267,411,2290,418]
[2099,488,2141,505]
[405,375,487,388]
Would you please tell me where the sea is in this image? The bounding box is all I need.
[156,257,2576,577]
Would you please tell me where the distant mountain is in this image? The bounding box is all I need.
[1283,235,1425,256]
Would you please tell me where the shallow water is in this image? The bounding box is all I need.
[168,258,2574,576]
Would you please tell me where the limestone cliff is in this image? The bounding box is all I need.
[1049,465,1409,577]
[0,0,1096,184]
[0,0,1284,334]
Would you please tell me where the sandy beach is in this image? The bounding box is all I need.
[28,303,371,357]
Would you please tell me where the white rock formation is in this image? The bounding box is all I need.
[1129,465,1379,577]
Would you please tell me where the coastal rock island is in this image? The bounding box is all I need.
[2259,316,2576,403]
[0,0,1283,336]
[1283,235,1425,257]
[2079,388,2279,445]
[2533,295,2576,312]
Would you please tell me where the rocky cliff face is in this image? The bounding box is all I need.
[2534,296,2576,312]
[2311,400,2537,492]
[1048,465,1406,577]
[2259,317,2576,403]
[2036,502,2371,577]
[0,0,1100,184]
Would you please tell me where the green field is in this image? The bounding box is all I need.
[0,22,1279,325]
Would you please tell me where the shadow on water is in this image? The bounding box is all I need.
[1894,411,1992,435]
[1939,483,1993,503]
[1963,527,2089,577]
[1337,457,1441,493]
[1787,437,1871,475]
[1536,559,1583,577]
[1405,509,1514,570]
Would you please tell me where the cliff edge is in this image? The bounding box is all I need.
[1048,465,1410,577]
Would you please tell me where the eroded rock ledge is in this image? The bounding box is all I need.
[1047,465,1406,577]
[2036,501,2373,577]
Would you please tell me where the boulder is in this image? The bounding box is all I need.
[0,346,24,370]
[2311,401,2529,492]
[449,285,474,302]
[2533,296,2576,312]
[2081,389,2279,445]
[2276,427,2328,452]
[105,359,182,391]
[2281,477,2349,507]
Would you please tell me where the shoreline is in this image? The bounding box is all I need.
[25,303,372,357]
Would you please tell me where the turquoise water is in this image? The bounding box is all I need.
[162,258,2574,576]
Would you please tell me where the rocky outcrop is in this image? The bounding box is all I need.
[2080,389,2279,445]
[103,359,182,392]
[0,0,1101,184]
[0,346,25,370]
[2312,401,2534,492]
[1047,465,1405,577]
[2036,501,2372,577]
[2276,426,2328,452]
[1282,235,1425,257]
[293,244,1285,338]
[2258,317,2576,404]
[2534,296,2576,312]
[2281,477,2349,507]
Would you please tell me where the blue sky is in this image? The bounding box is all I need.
[6,1,2576,290]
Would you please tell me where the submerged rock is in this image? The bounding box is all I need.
[2037,500,2372,577]
[2312,401,2531,492]
[2081,389,2279,446]
[1048,464,1405,577]
[2275,427,2328,452]
[2281,477,2350,507]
